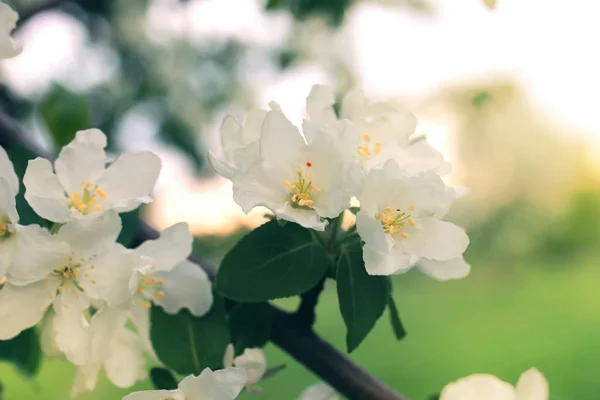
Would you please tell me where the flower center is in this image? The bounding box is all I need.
[377,206,415,238]
[135,268,165,308]
[69,180,106,215]
[357,134,383,160]
[0,219,9,239]
[285,162,321,209]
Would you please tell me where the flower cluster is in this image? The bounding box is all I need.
[0,130,216,395]
[210,85,470,279]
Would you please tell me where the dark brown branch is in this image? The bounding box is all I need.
[0,113,408,400]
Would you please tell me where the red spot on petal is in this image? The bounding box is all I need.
[306,161,312,168]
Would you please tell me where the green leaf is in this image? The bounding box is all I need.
[216,220,330,302]
[150,293,230,375]
[40,84,90,149]
[0,327,42,376]
[150,367,178,390]
[428,394,440,400]
[229,302,273,354]
[3,145,49,227]
[336,242,388,353]
[387,282,407,341]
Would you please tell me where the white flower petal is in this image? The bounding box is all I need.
[55,129,108,194]
[8,224,71,285]
[418,257,471,281]
[515,368,549,400]
[52,283,91,365]
[123,389,184,400]
[234,348,267,385]
[223,344,235,368]
[136,222,192,271]
[404,218,469,261]
[0,177,18,224]
[277,203,328,231]
[40,309,63,359]
[79,244,141,308]
[57,211,122,259]
[105,328,147,388]
[154,260,213,317]
[298,383,339,400]
[98,151,161,212]
[23,158,71,223]
[0,145,18,195]
[362,244,412,276]
[220,115,244,152]
[129,306,156,359]
[208,151,236,180]
[355,212,391,254]
[0,3,22,59]
[259,110,305,167]
[231,163,288,215]
[0,235,17,280]
[440,374,516,400]
[306,84,337,126]
[179,368,247,399]
[0,280,58,340]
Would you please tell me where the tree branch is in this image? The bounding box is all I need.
[0,114,408,400]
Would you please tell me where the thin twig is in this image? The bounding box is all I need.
[0,113,408,400]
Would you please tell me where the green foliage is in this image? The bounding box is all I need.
[265,0,353,26]
[0,328,41,376]
[229,302,273,354]
[336,241,388,352]
[3,145,49,227]
[472,91,493,108]
[159,115,204,171]
[216,220,330,302]
[149,367,178,391]
[40,85,90,149]
[150,294,230,375]
[428,394,440,400]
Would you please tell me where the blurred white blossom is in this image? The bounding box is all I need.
[441,368,549,400]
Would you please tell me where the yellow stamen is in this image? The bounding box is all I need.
[95,188,107,199]
[363,134,371,142]
[400,232,409,238]
[155,291,165,301]
[141,301,152,309]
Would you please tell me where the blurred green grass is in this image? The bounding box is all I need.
[1,259,598,400]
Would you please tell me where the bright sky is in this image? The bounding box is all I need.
[4,0,600,234]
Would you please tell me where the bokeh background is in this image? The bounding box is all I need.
[1,0,600,399]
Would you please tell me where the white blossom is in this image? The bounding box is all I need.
[223,344,267,389]
[24,129,161,223]
[298,383,339,400]
[440,368,549,400]
[231,109,360,230]
[72,307,146,394]
[123,367,248,400]
[356,160,469,277]
[130,222,213,316]
[0,212,128,365]
[0,145,19,277]
[307,85,449,174]
[0,2,22,59]
[208,103,283,179]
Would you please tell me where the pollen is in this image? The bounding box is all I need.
[286,168,321,209]
[358,135,384,159]
[378,206,416,238]
[141,301,152,309]
[363,134,371,142]
[95,188,107,199]
[69,181,107,215]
